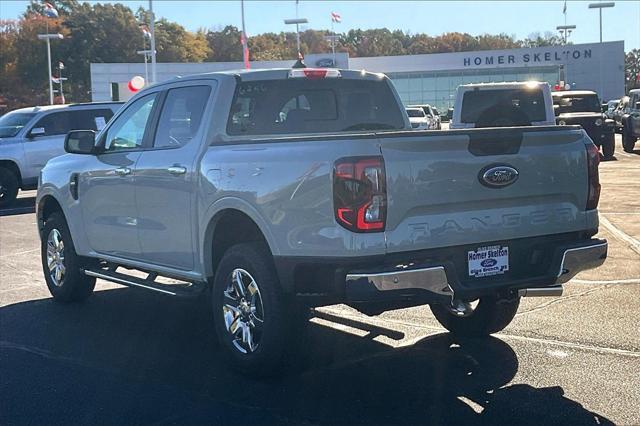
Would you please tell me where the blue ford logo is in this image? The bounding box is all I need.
[481,259,497,267]
[480,165,519,188]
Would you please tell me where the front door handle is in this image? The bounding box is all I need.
[114,167,131,176]
[167,166,187,175]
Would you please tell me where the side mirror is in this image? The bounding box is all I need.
[65,130,96,155]
[28,127,46,138]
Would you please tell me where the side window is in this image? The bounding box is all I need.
[104,94,157,152]
[32,112,71,136]
[153,85,211,148]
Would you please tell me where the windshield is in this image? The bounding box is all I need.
[227,78,405,135]
[0,112,36,138]
[407,109,425,118]
[553,95,601,114]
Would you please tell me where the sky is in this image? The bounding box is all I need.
[2,0,639,50]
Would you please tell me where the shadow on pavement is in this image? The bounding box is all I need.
[0,196,36,217]
[0,287,614,425]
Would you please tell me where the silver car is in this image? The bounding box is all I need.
[0,102,123,207]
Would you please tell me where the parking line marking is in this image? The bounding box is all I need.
[599,215,640,256]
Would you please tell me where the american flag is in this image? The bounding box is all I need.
[331,11,341,23]
[43,2,59,18]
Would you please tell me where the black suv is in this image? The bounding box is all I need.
[552,90,616,158]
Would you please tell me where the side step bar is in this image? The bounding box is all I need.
[82,267,205,297]
[518,285,563,297]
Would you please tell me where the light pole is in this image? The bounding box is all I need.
[284,18,308,56]
[37,33,64,105]
[149,0,157,83]
[588,2,615,43]
[136,50,152,83]
[556,25,576,44]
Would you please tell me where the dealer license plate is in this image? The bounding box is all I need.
[468,245,509,278]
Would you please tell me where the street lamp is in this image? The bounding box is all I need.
[588,2,615,43]
[284,18,308,56]
[556,25,576,44]
[37,33,64,105]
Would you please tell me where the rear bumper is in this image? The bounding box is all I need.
[274,234,606,306]
[344,239,606,302]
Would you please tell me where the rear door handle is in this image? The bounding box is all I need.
[114,167,131,176]
[167,166,187,175]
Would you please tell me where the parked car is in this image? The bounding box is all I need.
[552,90,616,159]
[0,102,123,207]
[37,68,606,375]
[620,89,640,152]
[605,100,619,119]
[450,81,555,129]
[406,107,430,130]
[612,96,629,133]
[408,104,441,129]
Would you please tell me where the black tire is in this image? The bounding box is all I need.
[622,127,637,153]
[602,134,615,159]
[430,295,520,337]
[41,212,96,303]
[0,168,19,208]
[212,242,294,375]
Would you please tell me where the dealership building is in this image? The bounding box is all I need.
[91,40,624,110]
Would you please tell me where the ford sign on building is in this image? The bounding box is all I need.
[91,40,624,110]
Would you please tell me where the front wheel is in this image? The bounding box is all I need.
[0,168,19,208]
[212,242,295,375]
[430,295,520,337]
[41,212,96,302]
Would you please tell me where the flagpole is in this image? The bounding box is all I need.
[331,18,335,66]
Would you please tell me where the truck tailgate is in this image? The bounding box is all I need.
[379,127,593,254]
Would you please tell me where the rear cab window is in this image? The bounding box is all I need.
[226,77,405,136]
[461,88,547,126]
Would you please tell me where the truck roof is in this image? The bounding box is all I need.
[552,90,597,97]
[158,68,387,85]
[459,81,549,90]
[9,102,124,115]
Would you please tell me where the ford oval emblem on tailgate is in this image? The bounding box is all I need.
[480,165,519,188]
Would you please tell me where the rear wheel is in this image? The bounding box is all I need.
[41,212,96,302]
[212,242,295,375]
[0,168,19,208]
[430,295,520,337]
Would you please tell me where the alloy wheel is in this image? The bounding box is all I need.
[222,268,264,354]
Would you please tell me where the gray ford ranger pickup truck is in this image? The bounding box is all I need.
[37,68,607,374]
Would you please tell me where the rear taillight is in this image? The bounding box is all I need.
[333,156,386,232]
[585,142,601,210]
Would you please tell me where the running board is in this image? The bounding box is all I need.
[82,267,205,297]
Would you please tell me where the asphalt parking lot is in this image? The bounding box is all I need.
[1,134,638,425]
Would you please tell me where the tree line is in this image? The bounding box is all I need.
[1,0,638,110]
